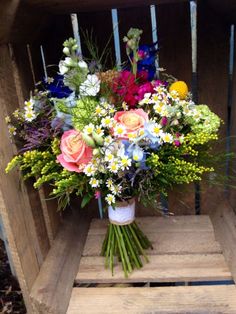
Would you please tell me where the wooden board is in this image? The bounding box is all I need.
[198,2,230,214]
[0,44,41,312]
[30,210,91,314]
[76,254,231,284]
[67,285,236,314]
[156,2,195,214]
[24,0,188,13]
[83,231,221,256]
[211,200,236,284]
[76,216,230,284]
[87,215,215,235]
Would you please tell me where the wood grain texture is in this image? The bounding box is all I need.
[87,215,215,235]
[39,185,62,244]
[76,254,231,284]
[211,199,236,284]
[198,2,229,213]
[24,0,188,13]
[30,210,90,314]
[83,231,221,256]
[67,285,236,314]
[156,2,195,215]
[0,44,39,312]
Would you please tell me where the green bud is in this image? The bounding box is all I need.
[93,148,100,156]
[82,133,96,148]
[72,44,78,51]
[63,47,70,56]
[92,132,104,146]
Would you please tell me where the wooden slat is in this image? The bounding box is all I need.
[30,210,90,314]
[76,254,231,284]
[25,0,188,13]
[198,2,229,213]
[211,200,236,284]
[67,285,236,314]
[88,215,215,235]
[83,231,221,256]
[0,44,41,312]
[156,1,195,214]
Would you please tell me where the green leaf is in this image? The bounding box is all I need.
[81,193,93,208]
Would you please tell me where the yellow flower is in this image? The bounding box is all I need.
[169,81,188,100]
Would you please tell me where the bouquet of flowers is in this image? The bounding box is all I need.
[6,28,221,277]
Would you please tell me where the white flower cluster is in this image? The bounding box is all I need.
[24,99,37,122]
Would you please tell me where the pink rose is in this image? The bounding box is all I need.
[57,129,93,173]
[113,109,149,138]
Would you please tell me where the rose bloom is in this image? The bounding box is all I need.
[113,109,149,138]
[57,129,93,173]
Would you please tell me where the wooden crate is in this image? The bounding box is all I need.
[1,1,236,313]
[66,213,236,313]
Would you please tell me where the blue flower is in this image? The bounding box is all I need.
[144,122,161,144]
[45,75,72,99]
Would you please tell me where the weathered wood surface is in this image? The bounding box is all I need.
[38,185,62,244]
[77,254,231,284]
[211,200,236,284]
[156,2,194,214]
[24,0,188,13]
[0,44,43,312]
[76,215,230,284]
[30,210,90,314]
[67,285,236,314]
[198,2,229,213]
[83,216,221,256]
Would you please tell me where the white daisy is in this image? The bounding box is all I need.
[105,194,116,205]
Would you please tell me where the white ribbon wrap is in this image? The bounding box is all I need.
[108,199,135,225]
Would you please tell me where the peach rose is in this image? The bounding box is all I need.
[57,129,93,173]
[113,109,148,138]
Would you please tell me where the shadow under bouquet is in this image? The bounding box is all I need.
[6,28,222,277]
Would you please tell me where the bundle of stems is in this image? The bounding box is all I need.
[101,221,153,277]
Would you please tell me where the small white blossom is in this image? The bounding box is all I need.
[89,178,101,188]
[80,74,100,96]
[120,155,132,170]
[105,194,116,205]
[84,123,95,135]
[114,124,126,137]
[101,117,114,128]
[83,164,96,176]
[78,60,88,69]
[59,61,68,75]
[108,161,119,173]
[24,109,36,122]
[106,178,114,188]
[110,184,122,195]
[161,132,173,143]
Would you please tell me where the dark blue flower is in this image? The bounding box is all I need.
[45,75,72,99]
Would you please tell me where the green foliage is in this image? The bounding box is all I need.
[71,97,98,130]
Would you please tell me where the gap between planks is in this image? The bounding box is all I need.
[67,285,236,314]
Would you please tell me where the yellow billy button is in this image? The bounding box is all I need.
[169,81,188,100]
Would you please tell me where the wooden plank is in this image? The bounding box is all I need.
[88,215,215,235]
[0,45,42,312]
[39,185,62,244]
[211,200,236,284]
[83,231,221,256]
[67,285,236,314]
[198,2,229,213]
[156,2,195,214]
[76,254,231,284]
[30,210,91,314]
[24,0,188,13]
[0,0,20,42]
[7,43,52,260]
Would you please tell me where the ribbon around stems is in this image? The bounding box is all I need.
[108,199,135,225]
